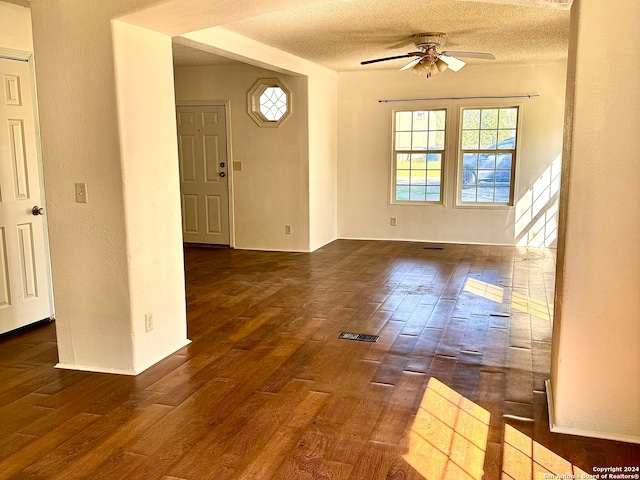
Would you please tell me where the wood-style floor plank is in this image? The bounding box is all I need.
[0,240,637,480]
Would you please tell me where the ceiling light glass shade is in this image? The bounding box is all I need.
[399,57,422,71]
[413,61,440,78]
[436,59,448,72]
[412,62,427,76]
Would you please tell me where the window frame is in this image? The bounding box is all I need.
[247,78,291,128]
[390,107,449,206]
[455,104,521,208]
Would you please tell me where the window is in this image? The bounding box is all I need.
[247,78,291,127]
[392,109,446,203]
[259,86,287,121]
[459,107,518,205]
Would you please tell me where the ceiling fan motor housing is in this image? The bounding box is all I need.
[414,32,446,48]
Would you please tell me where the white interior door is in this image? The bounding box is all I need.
[176,105,230,245]
[0,57,53,334]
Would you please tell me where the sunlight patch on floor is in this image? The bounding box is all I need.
[404,377,490,480]
[403,379,589,480]
[464,278,504,304]
[502,424,589,479]
[464,278,554,322]
[511,291,554,321]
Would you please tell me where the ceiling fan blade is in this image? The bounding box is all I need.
[439,54,466,72]
[441,50,496,60]
[360,54,418,65]
[399,57,423,71]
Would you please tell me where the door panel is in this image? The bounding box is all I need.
[0,228,9,307]
[178,134,196,182]
[203,134,219,183]
[17,223,38,299]
[177,105,230,245]
[205,195,222,234]
[9,119,30,199]
[182,194,199,234]
[0,57,53,334]
[3,74,21,105]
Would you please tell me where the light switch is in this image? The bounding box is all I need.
[75,182,88,203]
[233,161,243,171]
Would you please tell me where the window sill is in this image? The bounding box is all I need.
[390,201,446,207]
[454,202,514,210]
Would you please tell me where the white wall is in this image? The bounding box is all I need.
[31,1,134,373]
[550,0,640,443]
[28,0,337,375]
[308,73,338,251]
[337,62,567,245]
[30,1,188,374]
[176,28,338,252]
[174,64,311,252]
[0,2,33,52]
[112,21,189,373]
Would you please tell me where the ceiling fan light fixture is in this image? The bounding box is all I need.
[360,31,494,79]
[413,60,438,78]
[412,61,426,76]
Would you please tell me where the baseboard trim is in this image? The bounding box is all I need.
[309,237,339,253]
[337,236,549,248]
[133,339,192,375]
[55,339,192,376]
[545,379,640,445]
[233,246,311,253]
[545,379,557,429]
[55,362,138,376]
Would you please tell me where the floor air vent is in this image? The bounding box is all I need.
[423,246,445,251]
[338,332,379,342]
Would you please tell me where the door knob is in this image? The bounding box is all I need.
[32,206,44,216]
[219,172,226,177]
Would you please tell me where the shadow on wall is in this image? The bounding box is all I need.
[515,155,562,247]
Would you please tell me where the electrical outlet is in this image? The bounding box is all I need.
[390,217,397,226]
[75,183,88,203]
[145,312,153,332]
[284,224,292,235]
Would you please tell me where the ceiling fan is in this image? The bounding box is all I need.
[360,33,495,78]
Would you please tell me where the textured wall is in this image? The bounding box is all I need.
[551,0,640,443]
[31,1,188,374]
[0,2,33,52]
[337,62,567,246]
[174,64,310,252]
[176,28,338,252]
[113,22,189,373]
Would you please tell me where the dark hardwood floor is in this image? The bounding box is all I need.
[0,240,638,479]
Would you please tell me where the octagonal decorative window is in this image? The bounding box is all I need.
[247,78,291,127]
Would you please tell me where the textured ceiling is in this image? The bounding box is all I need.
[173,0,570,71]
[1,0,570,71]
